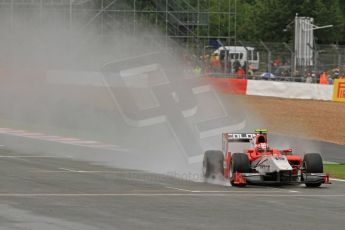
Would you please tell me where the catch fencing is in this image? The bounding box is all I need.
[197,41,345,83]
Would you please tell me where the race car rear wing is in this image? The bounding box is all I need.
[223,129,268,143]
[223,133,259,142]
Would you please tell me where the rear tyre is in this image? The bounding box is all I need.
[303,153,323,187]
[202,150,224,179]
[230,153,250,186]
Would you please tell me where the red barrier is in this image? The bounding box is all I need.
[206,77,247,94]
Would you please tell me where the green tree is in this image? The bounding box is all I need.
[133,0,345,44]
[252,0,292,42]
[236,1,257,41]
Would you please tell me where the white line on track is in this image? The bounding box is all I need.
[165,186,194,192]
[0,156,64,158]
[0,193,344,197]
[166,186,232,193]
[59,168,80,172]
[42,168,170,186]
[36,170,144,173]
[165,186,302,193]
[330,178,345,182]
[260,186,301,193]
[34,169,143,173]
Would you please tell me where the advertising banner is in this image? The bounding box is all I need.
[332,79,345,102]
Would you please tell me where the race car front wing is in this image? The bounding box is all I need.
[232,172,331,185]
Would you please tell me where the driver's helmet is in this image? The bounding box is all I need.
[256,143,269,151]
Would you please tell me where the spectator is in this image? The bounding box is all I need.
[247,68,254,79]
[333,68,340,79]
[260,72,275,80]
[328,74,334,84]
[246,64,254,78]
[193,64,202,76]
[305,72,312,83]
[211,53,220,72]
[233,59,241,72]
[319,71,328,84]
[273,57,282,67]
[236,66,246,79]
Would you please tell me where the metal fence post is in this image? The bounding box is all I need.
[283,42,294,78]
[239,40,249,78]
[260,41,271,73]
[217,39,228,73]
[334,44,342,70]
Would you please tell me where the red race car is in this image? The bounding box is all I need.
[202,129,330,187]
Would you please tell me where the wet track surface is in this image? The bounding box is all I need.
[270,134,345,164]
[0,147,344,230]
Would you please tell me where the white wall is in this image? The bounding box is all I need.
[247,80,333,101]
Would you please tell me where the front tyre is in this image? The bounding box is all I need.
[230,153,250,186]
[303,153,323,187]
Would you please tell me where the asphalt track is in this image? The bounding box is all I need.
[0,143,345,229]
[270,134,345,164]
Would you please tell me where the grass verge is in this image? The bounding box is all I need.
[324,164,345,179]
